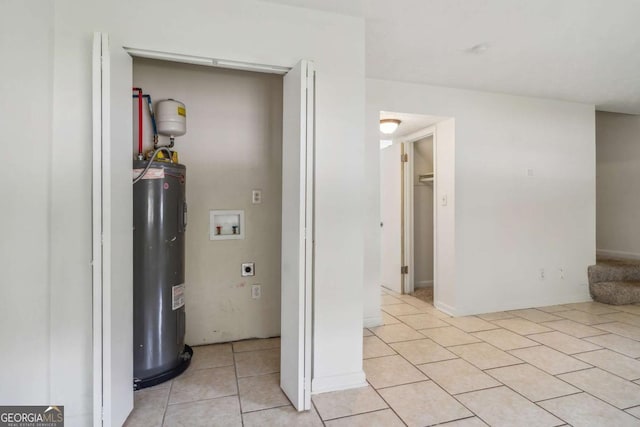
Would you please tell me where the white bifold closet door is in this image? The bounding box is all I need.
[280,59,315,411]
[92,31,134,426]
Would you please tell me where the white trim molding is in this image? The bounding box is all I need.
[363,314,383,329]
[434,300,457,317]
[597,249,640,260]
[311,371,367,395]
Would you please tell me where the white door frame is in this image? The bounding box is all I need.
[91,32,105,427]
[93,44,315,424]
[401,126,436,296]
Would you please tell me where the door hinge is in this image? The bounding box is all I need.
[401,266,409,274]
[401,153,408,162]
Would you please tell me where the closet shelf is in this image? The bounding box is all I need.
[418,173,434,184]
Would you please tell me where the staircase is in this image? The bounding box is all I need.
[588,258,640,305]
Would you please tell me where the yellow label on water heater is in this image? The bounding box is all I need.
[177,106,186,117]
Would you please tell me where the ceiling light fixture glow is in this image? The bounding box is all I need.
[380,119,401,134]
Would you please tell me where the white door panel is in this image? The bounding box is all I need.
[280,60,314,411]
[92,32,134,426]
[380,142,402,293]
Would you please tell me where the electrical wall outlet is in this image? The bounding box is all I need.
[539,268,545,280]
[559,268,565,279]
[251,284,261,299]
[252,190,262,204]
[242,262,255,277]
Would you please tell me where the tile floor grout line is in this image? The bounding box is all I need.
[368,335,428,345]
[448,390,494,426]
[363,352,400,361]
[563,360,640,384]
[430,415,485,427]
[380,314,473,372]
[559,347,605,356]
[555,371,640,410]
[318,407,398,423]
[573,344,640,361]
[364,379,409,427]
[240,403,290,415]
[160,379,173,426]
[565,386,640,414]
[461,379,573,426]
[583,339,640,360]
[165,392,239,408]
[550,365,597,377]
[367,378,429,392]
[309,398,327,427]
[232,350,246,427]
[532,390,587,404]
[628,411,640,421]
[449,383,506,396]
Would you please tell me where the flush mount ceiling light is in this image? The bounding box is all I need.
[380,119,401,134]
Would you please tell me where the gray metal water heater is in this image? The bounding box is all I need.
[133,160,191,390]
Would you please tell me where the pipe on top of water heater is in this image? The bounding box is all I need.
[132,92,160,148]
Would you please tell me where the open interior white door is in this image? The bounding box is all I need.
[280,59,315,411]
[92,32,134,426]
[380,142,403,293]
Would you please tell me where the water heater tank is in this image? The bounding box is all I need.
[133,160,191,389]
[157,99,186,137]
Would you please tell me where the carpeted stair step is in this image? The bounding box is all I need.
[588,262,640,305]
[589,281,640,305]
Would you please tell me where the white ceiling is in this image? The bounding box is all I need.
[262,0,640,114]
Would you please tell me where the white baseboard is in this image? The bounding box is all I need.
[597,249,640,260]
[452,290,592,317]
[415,280,433,288]
[311,371,367,395]
[363,314,383,329]
[434,300,457,316]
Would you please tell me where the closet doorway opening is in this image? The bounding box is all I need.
[92,33,315,425]
[379,111,454,308]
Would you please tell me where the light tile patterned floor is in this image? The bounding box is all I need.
[125,290,640,426]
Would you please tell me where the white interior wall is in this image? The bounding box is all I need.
[596,112,640,259]
[365,78,595,318]
[432,118,456,310]
[133,58,283,344]
[413,137,434,287]
[0,0,53,405]
[48,1,365,422]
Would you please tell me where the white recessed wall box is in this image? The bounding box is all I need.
[210,210,245,240]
